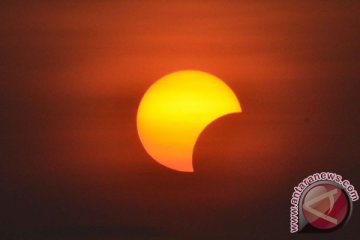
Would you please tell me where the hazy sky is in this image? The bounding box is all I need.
[1,1,359,239]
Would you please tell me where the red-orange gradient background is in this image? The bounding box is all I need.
[1,1,359,239]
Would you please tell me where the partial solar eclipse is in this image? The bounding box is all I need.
[137,70,241,172]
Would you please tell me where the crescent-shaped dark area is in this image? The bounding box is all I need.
[194,112,354,176]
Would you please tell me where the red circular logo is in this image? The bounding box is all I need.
[302,183,350,230]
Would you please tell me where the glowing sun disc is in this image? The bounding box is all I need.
[137,70,241,172]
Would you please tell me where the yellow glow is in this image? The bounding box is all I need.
[137,70,241,172]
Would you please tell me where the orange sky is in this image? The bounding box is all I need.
[1,1,359,239]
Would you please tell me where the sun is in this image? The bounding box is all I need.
[137,70,241,172]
